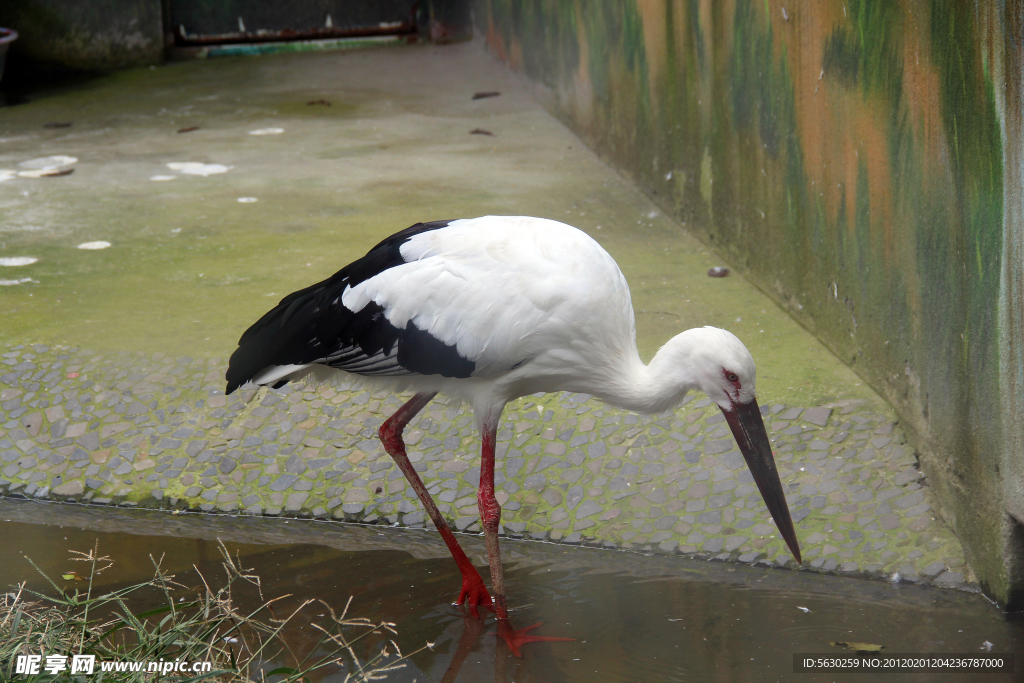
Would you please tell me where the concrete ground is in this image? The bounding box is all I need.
[0,42,968,589]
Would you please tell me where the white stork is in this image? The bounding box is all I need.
[225,216,801,653]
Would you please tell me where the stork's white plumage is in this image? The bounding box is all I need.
[226,216,801,654]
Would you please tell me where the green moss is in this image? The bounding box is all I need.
[822,0,904,103]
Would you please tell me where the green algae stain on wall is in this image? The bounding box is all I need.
[918,0,1005,599]
[727,0,808,261]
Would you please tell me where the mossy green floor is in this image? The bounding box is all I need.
[3,42,876,408]
[0,42,970,590]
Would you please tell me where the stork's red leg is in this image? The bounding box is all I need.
[439,612,485,683]
[379,392,492,616]
[478,419,574,656]
[477,421,509,618]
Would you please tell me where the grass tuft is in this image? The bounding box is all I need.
[1,540,425,681]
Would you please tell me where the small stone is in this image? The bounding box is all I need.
[904,502,930,517]
[893,491,925,510]
[269,474,299,491]
[805,531,826,544]
[22,413,43,437]
[802,407,832,426]
[403,510,425,525]
[645,487,668,504]
[702,538,724,553]
[52,480,84,496]
[524,473,546,489]
[934,570,964,586]
[908,515,932,532]
[576,500,603,519]
[894,468,923,486]
[876,516,901,532]
[285,492,309,511]
[724,536,748,552]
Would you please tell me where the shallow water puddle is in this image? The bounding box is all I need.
[0,498,1019,682]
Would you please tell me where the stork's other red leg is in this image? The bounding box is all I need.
[478,418,574,656]
[477,420,509,618]
[379,392,492,616]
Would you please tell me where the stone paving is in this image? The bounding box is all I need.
[0,341,970,590]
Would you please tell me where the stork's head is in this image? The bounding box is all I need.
[685,327,758,411]
[682,327,802,564]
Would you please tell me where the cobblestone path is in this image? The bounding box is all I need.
[0,342,969,590]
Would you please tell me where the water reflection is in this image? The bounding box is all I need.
[1,498,1020,682]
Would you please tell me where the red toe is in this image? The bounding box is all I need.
[455,571,493,618]
[496,619,575,657]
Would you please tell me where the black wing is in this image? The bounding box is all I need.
[225,220,476,394]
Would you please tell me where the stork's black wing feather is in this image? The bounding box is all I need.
[225,220,476,394]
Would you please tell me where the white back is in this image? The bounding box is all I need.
[340,216,637,381]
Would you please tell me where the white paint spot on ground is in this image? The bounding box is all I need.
[238,197,258,203]
[150,175,177,181]
[20,155,77,169]
[0,278,36,286]
[167,162,233,176]
[248,128,284,135]
[0,257,38,266]
[77,241,111,250]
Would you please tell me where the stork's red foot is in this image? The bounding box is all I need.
[496,619,574,657]
[455,570,493,618]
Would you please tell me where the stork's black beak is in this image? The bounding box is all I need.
[722,398,802,564]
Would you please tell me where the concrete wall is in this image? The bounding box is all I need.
[0,0,164,70]
[473,0,1024,608]
[0,0,475,72]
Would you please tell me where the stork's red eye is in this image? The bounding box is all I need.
[725,372,739,382]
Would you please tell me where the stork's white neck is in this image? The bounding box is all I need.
[590,333,702,415]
